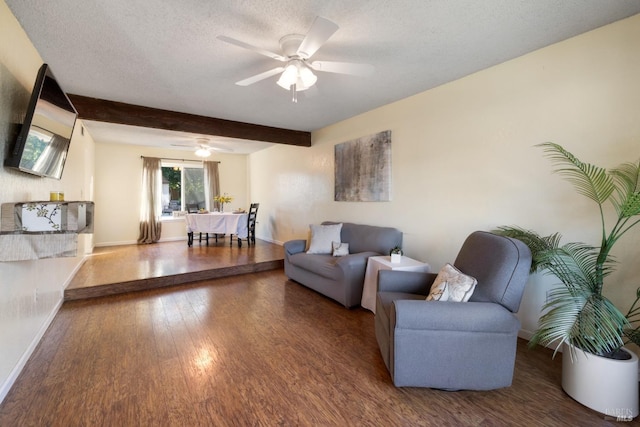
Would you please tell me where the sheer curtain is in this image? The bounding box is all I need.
[138,157,162,244]
[203,160,220,211]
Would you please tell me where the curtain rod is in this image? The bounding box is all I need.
[140,156,220,164]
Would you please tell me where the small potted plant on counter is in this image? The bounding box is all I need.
[390,246,403,263]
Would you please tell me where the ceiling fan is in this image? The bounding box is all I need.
[218,16,374,102]
[170,137,233,158]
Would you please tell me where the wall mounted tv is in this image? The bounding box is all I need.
[5,63,78,180]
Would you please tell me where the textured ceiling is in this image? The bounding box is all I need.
[6,0,640,153]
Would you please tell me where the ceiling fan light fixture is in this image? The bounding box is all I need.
[276,63,298,90]
[298,65,317,88]
[220,16,374,101]
[195,147,211,158]
[276,60,316,92]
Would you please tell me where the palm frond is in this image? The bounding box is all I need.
[573,295,628,354]
[612,161,640,193]
[625,328,640,347]
[613,190,640,219]
[539,243,614,294]
[493,226,560,273]
[531,288,627,358]
[529,287,584,354]
[624,286,640,346]
[537,143,615,205]
[610,161,640,218]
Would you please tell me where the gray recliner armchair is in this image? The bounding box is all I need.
[375,231,532,390]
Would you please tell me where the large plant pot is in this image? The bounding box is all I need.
[562,343,639,420]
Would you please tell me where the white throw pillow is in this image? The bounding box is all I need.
[332,241,349,257]
[306,223,343,254]
[426,263,477,302]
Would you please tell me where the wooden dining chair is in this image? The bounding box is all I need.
[229,203,259,247]
[247,203,259,245]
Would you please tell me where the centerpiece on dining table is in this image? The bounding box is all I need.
[213,193,233,212]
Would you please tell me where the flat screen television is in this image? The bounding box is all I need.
[5,63,78,180]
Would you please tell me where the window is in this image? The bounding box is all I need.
[161,161,205,217]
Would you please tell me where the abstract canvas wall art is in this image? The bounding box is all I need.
[334,130,391,202]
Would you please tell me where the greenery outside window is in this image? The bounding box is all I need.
[161,161,205,217]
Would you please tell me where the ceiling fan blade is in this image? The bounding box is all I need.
[217,35,287,61]
[309,61,375,76]
[296,17,339,59]
[205,144,234,153]
[236,67,285,86]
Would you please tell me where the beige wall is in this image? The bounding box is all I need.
[250,14,640,338]
[93,142,249,246]
[0,0,95,401]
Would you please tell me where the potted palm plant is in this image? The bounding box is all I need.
[496,142,639,419]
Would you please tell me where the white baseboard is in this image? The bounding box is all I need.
[1,253,87,404]
[0,296,63,404]
[94,239,137,247]
[257,235,284,246]
[518,328,565,354]
[518,329,534,341]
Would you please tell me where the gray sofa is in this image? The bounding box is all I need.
[284,222,403,308]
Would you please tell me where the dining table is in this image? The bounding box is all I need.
[185,212,248,246]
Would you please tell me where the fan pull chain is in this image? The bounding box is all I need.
[291,83,298,103]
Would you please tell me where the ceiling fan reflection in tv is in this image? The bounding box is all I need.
[5,63,78,180]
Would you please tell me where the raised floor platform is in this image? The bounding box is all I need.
[65,238,284,301]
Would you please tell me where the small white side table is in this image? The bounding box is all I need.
[361,255,431,313]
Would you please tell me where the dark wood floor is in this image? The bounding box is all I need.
[0,243,621,426]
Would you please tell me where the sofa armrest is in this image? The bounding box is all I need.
[392,300,520,333]
[378,270,437,295]
[284,239,306,256]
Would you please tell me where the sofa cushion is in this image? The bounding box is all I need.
[426,263,477,302]
[288,253,341,281]
[323,221,402,255]
[307,223,342,254]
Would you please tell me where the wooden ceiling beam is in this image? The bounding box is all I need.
[67,94,311,147]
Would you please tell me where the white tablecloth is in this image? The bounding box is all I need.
[361,255,431,313]
[185,213,248,238]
